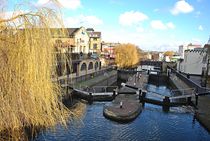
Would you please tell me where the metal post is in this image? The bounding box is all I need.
[120,101,123,108]
[187,97,192,105]
[163,96,170,112]
[141,91,146,107]
[195,94,198,106]
[113,89,116,99]
[138,89,142,101]
[88,92,93,104]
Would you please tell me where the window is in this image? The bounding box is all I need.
[88,62,93,70]
[93,44,97,49]
[70,47,75,53]
[81,63,87,71]
[95,62,98,70]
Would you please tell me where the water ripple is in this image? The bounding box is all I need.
[34,87,210,141]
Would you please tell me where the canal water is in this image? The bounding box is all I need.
[34,84,210,141]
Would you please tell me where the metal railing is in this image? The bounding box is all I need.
[168,66,210,94]
[92,86,118,93]
[170,88,196,96]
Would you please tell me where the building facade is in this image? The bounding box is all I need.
[52,27,90,54]
[177,48,207,75]
[177,38,210,75]
[87,28,102,53]
[52,27,102,78]
[101,42,120,59]
[178,43,201,59]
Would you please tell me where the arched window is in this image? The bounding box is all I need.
[81,63,87,71]
[88,62,93,70]
[95,62,98,70]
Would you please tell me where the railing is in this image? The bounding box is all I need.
[168,66,210,94]
[92,86,118,93]
[170,88,196,96]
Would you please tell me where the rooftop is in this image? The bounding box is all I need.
[88,32,101,38]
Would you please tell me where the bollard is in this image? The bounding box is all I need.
[120,101,123,108]
[163,96,170,112]
[141,91,146,107]
[88,92,93,105]
[138,89,142,101]
[113,89,116,99]
[195,95,198,106]
[187,73,190,79]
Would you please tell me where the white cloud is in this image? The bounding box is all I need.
[64,15,103,27]
[0,10,27,19]
[136,27,144,32]
[192,38,201,43]
[37,0,81,10]
[37,0,48,5]
[171,0,194,15]
[101,27,182,51]
[198,25,203,31]
[0,0,6,9]
[151,20,167,30]
[166,22,175,29]
[150,20,175,30]
[119,11,148,26]
[0,11,14,19]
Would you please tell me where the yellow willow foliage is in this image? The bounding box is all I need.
[114,43,141,69]
[0,6,83,140]
[164,51,175,57]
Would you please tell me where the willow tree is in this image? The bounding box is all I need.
[114,43,141,68]
[164,51,175,57]
[0,2,85,140]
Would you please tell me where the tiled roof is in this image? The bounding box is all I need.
[67,28,79,36]
[51,28,79,37]
[86,28,94,32]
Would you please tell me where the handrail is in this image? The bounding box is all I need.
[167,66,210,93]
[92,86,118,93]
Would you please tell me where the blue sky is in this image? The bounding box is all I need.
[4,0,210,51]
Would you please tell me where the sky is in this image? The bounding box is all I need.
[3,0,210,51]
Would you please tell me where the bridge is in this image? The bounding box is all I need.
[140,60,162,68]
